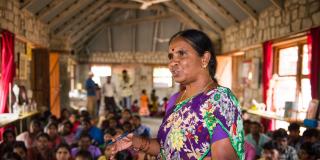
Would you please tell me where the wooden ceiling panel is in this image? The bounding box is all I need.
[48,0,93,30]
[180,0,223,35]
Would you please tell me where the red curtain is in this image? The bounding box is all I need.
[308,27,320,99]
[0,30,15,113]
[262,41,273,131]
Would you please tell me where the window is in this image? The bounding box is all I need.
[153,67,172,88]
[272,42,311,119]
[91,65,112,86]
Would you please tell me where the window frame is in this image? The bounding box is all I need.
[152,66,173,88]
[272,38,310,114]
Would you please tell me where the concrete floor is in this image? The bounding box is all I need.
[141,117,163,138]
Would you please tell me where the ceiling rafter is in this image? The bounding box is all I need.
[181,0,223,35]
[20,0,34,10]
[36,0,70,20]
[106,2,164,10]
[203,0,238,24]
[269,0,283,10]
[54,0,107,35]
[70,8,114,44]
[55,1,162,36]
[68,4,111,37]
[232,0,258,21]
[73,13,173,49]
[163,1,200,29]
[48,0,93,30]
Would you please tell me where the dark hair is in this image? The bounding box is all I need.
[75,150,93,160]
[46,122,58,129]
[262,141,277,150]
[303,128,319,138]
[133,115,141,121]
[13,141,27,152]
[169,29,217,81]
[30,119,41,127]
[273,128,288,139]
[79,132,92,140]
[3,129,16,140]
[243,120,252,125]
[300,142,315,157]
[288,123,300,132]
[36,132,50,140]
[55,143,71,153]
[104,128,117,136]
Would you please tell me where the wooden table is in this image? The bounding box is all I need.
[246,109,303,124]
[0,111,39,133]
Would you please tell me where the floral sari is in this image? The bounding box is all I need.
[157,86,244,160]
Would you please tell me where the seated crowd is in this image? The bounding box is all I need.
[243,120,320,160]
[0,107,152,160]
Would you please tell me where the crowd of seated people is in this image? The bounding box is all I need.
[0,107,152,160]
[243,120,320,160]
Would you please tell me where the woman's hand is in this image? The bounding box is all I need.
[110,133,133,158]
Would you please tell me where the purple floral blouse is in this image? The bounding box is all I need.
[157,86,244,160]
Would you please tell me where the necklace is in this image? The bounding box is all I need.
[176,81,214,105]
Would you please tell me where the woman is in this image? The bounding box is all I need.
[45,122,63,149]
[56,143,72,160]
[111,29,244,159]
[139,89,150,116]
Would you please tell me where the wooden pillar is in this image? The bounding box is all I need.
[49,53,61,118]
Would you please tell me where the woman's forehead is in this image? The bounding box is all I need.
[169,38,192,51]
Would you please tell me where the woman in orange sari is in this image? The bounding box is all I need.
[139,89,150,116]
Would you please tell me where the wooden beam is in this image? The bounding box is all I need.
[269,0,283,10]
[106,13,173,27]
[107,2,163,10]
[181,0,223,35]
[48,0,93,30]
[72,13,173,50]
[54,0,107,35]
[232,0,258,21]
[163,1,200,29]
[107,27,113,52]
[20,0,34,9]
[36,0,69,20]
[68,4,111,37]
[70,9,114,44]
[152,19,160,52]
[203,0,238,24]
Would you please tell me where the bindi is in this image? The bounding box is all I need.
[171,48,175,52]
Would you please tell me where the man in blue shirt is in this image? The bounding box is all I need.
[85,72,96,117]
[75,118,104,145]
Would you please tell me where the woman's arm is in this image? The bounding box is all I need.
[132,136,161,156]
[210,138,238,160]
[111,133,161,156]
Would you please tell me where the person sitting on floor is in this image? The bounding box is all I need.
[75,118,103,145]
[13,141,27,160]
[273,128,298,160]
[16,119,42,148]
[27,133,54,160]
[71,132,101,159]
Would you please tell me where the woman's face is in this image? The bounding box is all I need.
[168,37,203,84]
[36,137,49,150]
[47,125,58,137]
[56,147,71,160]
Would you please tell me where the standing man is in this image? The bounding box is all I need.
[85,72,96,117]
[120,70,133,110]
[102,76,117,113]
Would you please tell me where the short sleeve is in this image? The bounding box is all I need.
[211,123,229,143]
